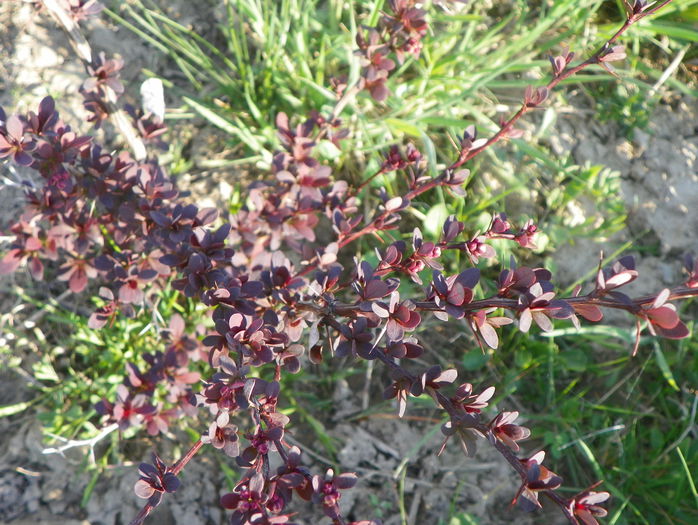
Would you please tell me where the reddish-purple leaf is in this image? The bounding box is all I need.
[657,321,689,339]
[28,257,44,280]
[575,304,603,322]
[365,279,390,300]
[334,473,358,489]
[448,283,465,306]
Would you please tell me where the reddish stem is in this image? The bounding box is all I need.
[124,4,676,525]
[353,167,387,196]
[452,1,673,169]
[297,3,674,279]
[324,285,695,319]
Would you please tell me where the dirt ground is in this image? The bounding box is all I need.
[0,2,696,525]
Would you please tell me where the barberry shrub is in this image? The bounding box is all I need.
[1,1,694,524]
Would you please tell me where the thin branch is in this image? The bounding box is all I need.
[42,423,119,467]
[297,0,680,279]
[452,2,675,169]
[40,0,147,160]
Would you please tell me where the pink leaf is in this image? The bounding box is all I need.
[6,115,24,139]
[605,270,637,289]
[532,311,553,332]
[479,321,499,349]
[652,288,670,309]
[69,269,88,293]
[0,250,23,274]
[385,196,406,212]
[519,308,532,333]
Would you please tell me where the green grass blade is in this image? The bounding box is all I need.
[652,341,680,392]
[0,400,34,417]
